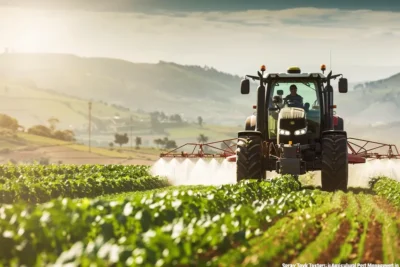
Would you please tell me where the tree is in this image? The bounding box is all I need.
[159,112,167,121]
[165,140,177,149]
[53,130,75,141]
[135,136,142,149]
[0,114,19,131]
[197,134,208,143]
[153,137,177,149]
[163,137,169,144]
[153,138,163,148]
[170,114,182,123]
[48,117,59,132]
[198,116,203,127]
[27,125,52,137]
[114,133,129,147]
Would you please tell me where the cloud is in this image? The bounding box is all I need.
[2,0,400,13]
[0,6,399,82]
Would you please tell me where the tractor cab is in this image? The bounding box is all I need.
[266,67,323,145]
[240,65,348,144]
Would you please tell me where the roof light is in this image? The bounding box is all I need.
[287,66,301,74]
[321,64,326,71]
[261,65,266,71]
[253,105,257,109]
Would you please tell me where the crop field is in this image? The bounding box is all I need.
[0,164,399,266]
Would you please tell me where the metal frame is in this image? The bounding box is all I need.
[159,138,237,158]
[347,137,400,160]
[160,137,400,162]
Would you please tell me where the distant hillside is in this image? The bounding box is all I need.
[0,53,251,125]
[4,52,398,143]
[335,71,400,128]
[0,76,149,132]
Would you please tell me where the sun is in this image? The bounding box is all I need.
[11,10,57,53]
[16,29,44,52]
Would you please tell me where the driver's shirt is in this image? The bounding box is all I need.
[285,94,303,108]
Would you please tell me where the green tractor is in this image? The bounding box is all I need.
[236,64,350,192]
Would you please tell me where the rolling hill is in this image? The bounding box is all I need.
[0,53,252,127]
[0,77,146,131]
[333,71,400,144]
[2,52,400,146]
[336,71,400,125]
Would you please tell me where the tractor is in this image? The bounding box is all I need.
[157,64,400,190]
[237,65,349,191]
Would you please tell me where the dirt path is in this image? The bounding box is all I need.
[0,145,156,165]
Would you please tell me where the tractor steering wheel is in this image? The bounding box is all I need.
[284,98,303,108]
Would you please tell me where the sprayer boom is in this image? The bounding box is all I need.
[159,137,400,163]
[159,138,237,159]
[347,137,400,160]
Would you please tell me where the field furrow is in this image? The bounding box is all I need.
[215,192,342,266]
[316,218,351,263]
[370,196,400,263]
[362,216,383,263]
[333,193,370,263]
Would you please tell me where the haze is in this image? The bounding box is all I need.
[0,1,399,82]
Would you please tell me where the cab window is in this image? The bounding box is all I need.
[267,80,321,139]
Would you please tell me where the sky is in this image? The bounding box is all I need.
[0,0,400,82]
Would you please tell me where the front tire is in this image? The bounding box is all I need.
[236,132,265,182]
[321,132,348,192]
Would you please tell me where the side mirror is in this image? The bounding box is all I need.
[277,90,283,96]
[338,78,348,93]
[241,79,250,94]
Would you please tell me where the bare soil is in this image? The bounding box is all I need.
[361,215,383,264]
[316,220,351,263]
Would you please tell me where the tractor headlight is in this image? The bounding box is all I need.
[279,129,290,136]
[294,127,307,135]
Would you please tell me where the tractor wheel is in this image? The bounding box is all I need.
[236,133,265,182]
[321,132,348,192]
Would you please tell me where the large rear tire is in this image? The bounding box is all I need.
[321,132,348,192]
[236,132,265,182]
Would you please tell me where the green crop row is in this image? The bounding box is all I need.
[370,176,400,207]
[216,191,339,266]
[218,190,400,266]
[0,164,170,204]
[0,176,318,266]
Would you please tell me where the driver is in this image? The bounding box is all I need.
[286,84,303,108]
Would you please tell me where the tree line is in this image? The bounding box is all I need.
[0,114,75,142]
